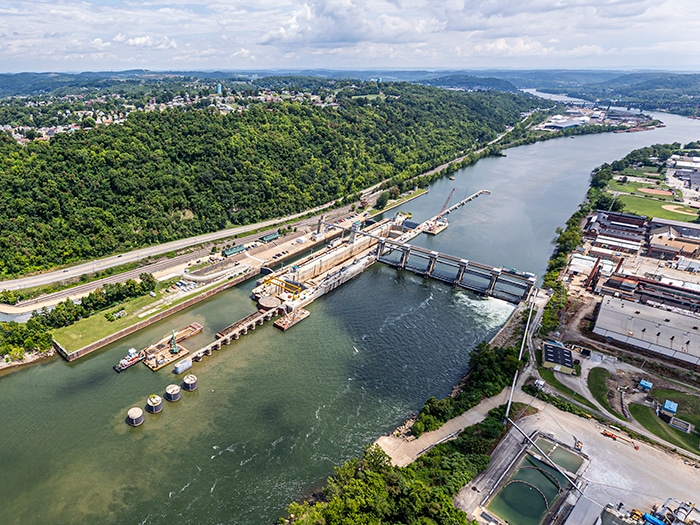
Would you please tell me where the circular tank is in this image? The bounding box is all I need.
[183,374,198,391]
[258,296,281,310]
[165,384,181,402]
[146,394,163,413]
[126,407,144,426]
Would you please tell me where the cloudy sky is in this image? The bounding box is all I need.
[1,0,699,72]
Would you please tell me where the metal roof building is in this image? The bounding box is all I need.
[593,296,700,365]
[542,342,575,375]
[639,379,653,392]
[663,399,679,415]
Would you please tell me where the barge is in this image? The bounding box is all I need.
[142,322,203,372]
[274,308,310,331]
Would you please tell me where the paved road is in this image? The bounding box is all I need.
[0,123,524,314]
[0,201,337,293]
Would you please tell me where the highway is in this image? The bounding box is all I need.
[0,201,337,293]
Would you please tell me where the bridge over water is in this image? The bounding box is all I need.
[376,239,535,304]
[318,189,536,304]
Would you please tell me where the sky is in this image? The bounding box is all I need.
[1,0,699,73]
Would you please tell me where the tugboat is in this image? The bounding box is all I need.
[113,347,145,373]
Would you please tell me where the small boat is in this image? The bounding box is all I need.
[449,176,456,180]
[113,347,144,373]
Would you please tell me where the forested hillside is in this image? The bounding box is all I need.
[0,83,544,277]
[545,73,700,116]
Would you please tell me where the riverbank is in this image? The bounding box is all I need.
[0,347,56,374]
[374,291,532,454]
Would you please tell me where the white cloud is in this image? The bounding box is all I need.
[0,0,698,71]
[91,38,112,50]
[125,36,177,49]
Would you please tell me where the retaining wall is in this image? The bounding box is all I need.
[53,272,253,362]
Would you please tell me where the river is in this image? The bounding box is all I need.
[1,112,699,525]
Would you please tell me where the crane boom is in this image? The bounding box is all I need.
[438,188,456,218]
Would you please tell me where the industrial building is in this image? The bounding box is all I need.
[647,218,700,260]
[672,167,700,189]
[661,399,679,418]
[592,296,700,365]
[542,341,576,374]
[222,245,246,257]
[595,273,700,313]
[584,210,647,254]
[638,379,653,392]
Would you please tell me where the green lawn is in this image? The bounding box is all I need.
[619,167,664,179]
[51,278,223,352]
[369,188,429,216]
[618,194,699,221]
[629,403,700,455]
[650,388,700,429]
[608,180,675,200]
[587,367,627,420]
[535,349,598,411]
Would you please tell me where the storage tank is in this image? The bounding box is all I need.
[146,394,163,413]
[174,357,192,374]
[183,374,198,391]
[165,384,181,402]
[126,407,144,427]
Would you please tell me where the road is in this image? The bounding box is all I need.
[0,201,337,293]
[0,121,524,310]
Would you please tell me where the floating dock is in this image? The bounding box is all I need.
[274,308,310,331]
[422,218,448,235]
[142,322,203,372]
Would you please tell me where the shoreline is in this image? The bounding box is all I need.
[0,348,56,375]
[378,293,532,442]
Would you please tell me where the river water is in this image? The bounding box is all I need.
[1,112,699,525]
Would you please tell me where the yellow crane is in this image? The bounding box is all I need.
[263,276,302,300]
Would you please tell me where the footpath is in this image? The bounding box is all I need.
[376,390,510,466]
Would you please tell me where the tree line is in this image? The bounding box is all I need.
[0,273,156,359]
[0,83,545,277]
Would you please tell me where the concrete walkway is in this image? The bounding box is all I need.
[375,390,510,467]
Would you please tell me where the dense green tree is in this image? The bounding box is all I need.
[0,83,544,277]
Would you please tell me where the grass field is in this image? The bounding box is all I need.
[629,403,700,455]
[618,194,699,221]
[51,278,222,352]
[619,166,664,179]
[587,367,627,420]
[608,180,675,200]
[650,388,700,429]
[369,188,429,216]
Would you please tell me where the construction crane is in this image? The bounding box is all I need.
[263,275,302,300]
[437,188,456,219]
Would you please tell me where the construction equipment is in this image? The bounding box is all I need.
[437,188,456,219]
[602,429,639,450]
[263,275,302,300]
